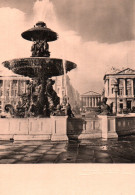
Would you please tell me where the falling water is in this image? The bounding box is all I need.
[63,59,67,98]
[32,0,59,30]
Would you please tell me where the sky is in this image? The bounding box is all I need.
[0,0,135,94]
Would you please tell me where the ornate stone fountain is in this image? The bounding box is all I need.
[2,21,77,118]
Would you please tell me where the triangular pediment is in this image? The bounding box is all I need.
[117,68,135,75]
[81,91,101,96]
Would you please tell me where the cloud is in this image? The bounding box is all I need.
[0,7,31,62]
[0,0,135,94]
[52,0,135,43]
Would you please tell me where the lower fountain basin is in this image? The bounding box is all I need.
[2,57,77,78]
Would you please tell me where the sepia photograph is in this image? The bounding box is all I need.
[0,0,135,194]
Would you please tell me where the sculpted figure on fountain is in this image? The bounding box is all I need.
[31,40,50,57]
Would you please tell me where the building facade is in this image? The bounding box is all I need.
[0,70,30,113]
[80,91,101,111]
[104,68,135,113]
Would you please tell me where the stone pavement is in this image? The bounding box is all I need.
[0,137,135,163]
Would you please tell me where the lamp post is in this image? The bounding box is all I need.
[114,83,118,115]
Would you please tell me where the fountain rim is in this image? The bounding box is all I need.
[2,57,77,66]
[2,57,77,77]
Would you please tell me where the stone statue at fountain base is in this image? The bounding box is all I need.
[99,97,111,115]
[5,78,60,118]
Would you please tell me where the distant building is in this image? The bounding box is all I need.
[0,69,30,113]
[53,75,80,111]
[104,68,135,113]
[80,91,101,111]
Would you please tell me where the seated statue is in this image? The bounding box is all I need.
[44,41,50,57]
[60,96,74,118]
[100,97,111,115]
[31,40,50,57]
[32,79,41,96]
[53,104,65,116]
[65,103,74,118]
[31,41,37,57]
[46,79,60,114]
[36,41,44,57]
[29,95,40,117]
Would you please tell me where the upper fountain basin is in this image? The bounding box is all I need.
[21,21,58,42]
[2,57,77,78]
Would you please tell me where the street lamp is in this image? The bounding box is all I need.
[114,82,118,115]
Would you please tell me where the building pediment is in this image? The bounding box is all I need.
[81,91,101,96]
[116,68,135,75]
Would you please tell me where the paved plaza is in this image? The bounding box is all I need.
[0,137,135,163]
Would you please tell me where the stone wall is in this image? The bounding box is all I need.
[1,115,134,141]
[0,118,52,140]
[116,115,135,136]
[67,118,84,139]
[67,117,102,139]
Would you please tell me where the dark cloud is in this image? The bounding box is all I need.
[52,0,135,43]
[0,0,36,15]
[0,0,134,43]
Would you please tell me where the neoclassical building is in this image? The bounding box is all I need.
[80,91,101,111]
[0,69,30,113]
[104,68,135,113]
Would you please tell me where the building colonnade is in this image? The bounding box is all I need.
[0,77,30,113]
[81,96,101,108]
[105,78,135,97]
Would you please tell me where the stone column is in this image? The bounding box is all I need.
[85,97,86,107]
[91,97,92,107]
[94,98,96,107]
[1,80,4,113]
[84,97,86,107]
[96,97,98,106]
[81,97,83,107]
[87,97,89,107]
[2,80,4,98]
[123,79,126,96]
[82,97,84,107]
[109,78,112,97]
[95,97,97,107]
[9,80,12,98]
[83,97,85,107]
[86,97,88,107]
[97,97,99,105]
[90,97,92,107]
[93,98,95,107]
[107,79,109,96]
[131,79,134,96]
[89,97,91,107]
[92,97,94,107]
